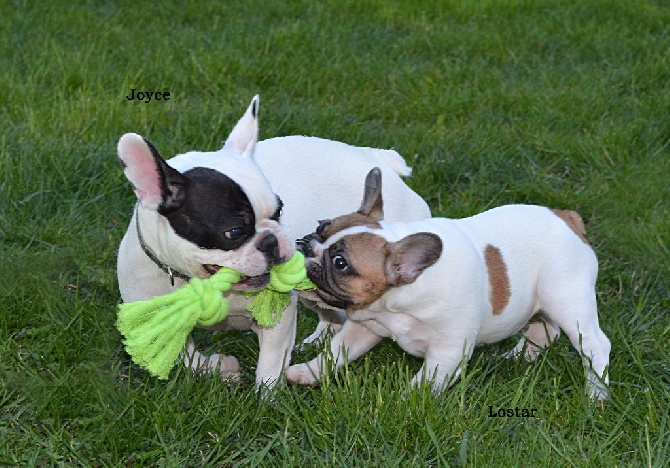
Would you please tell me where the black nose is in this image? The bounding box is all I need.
[258,234,280,264]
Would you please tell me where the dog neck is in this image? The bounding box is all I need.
[134,204,191,286]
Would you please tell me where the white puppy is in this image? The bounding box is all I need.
[287,168,611,400]
[116,97,430,389]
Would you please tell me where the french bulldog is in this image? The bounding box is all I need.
[116,96,430,389]
[287,168,611,400]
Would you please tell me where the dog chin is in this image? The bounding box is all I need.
[203,264,270,291]
[311,285,350,310]
[304,264,345,308]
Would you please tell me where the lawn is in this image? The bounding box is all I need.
[1,0,668,465]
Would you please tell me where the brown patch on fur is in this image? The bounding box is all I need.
[338,233,390,310]
[484,244,511,315]
[552,209,589,244]
[323,213,381,239]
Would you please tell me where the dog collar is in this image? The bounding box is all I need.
[134,205,191,286]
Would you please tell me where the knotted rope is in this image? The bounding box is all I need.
[116,252,315,379]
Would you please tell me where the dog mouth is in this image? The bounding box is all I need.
[203,264,270,291]
[313,288,351,310]
[304,262,351,310]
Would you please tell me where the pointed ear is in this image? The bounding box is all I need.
[385,233,442,286]
[117,133,186,212]
[223,95,259,157]
[357,167,384,221]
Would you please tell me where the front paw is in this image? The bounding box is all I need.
[285,363,319,385]
[187,352,241,383]
[210,354,241,382]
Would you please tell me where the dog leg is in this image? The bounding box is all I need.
[412,339,476,393]
[562,321,611,401]
[285,319,383,385]
[503,318,561,362]
[302,320,339,345]
[252,295,298,392]
[298,299,347,345]
[539,278,610,400]
[183,336,241,382]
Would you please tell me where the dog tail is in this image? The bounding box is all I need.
[369,148,413,177]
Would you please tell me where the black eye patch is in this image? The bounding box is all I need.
[162,167,256,250]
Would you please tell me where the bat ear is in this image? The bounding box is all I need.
[117,133,186,212]
[223,95,259,158]
[357,167,384,221]
[385,233,442,286]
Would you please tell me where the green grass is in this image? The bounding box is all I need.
[1,0,668,465]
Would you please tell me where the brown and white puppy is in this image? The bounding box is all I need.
[287,168,611,400]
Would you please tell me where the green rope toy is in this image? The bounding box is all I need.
[116,251,316,379]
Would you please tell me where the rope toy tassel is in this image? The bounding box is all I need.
[116,252,315,379]
[246,251,317,326]
[117,269,240,379]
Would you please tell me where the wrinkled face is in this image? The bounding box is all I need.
[118,96,295,291]
[300,215,386,310]
[298,168,442,311]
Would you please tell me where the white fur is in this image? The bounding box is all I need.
[286,205,611,400]
[117,96,430,389]
[253,136,430,242]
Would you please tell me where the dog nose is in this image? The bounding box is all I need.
[258,233,280,264]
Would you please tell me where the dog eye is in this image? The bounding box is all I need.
[332,254,349,272]
[224,228,245,240]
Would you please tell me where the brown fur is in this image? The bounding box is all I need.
[338,233,391,309]
[484,244,511,315]
[311,166,439,310]
[551,209,589,244]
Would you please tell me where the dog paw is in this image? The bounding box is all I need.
[300,333,322,347]
[301,328,330,346]
[589,386,609,403]
[211,354,241,382]
[285,363,318,385]
[188,352,241,382]
[502,339,541,362]
[587,377,609,402]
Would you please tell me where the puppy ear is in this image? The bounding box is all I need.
[223,95,259,158]
[117,133,186,212]
[385,233,442,286]
[357,167,384,221]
